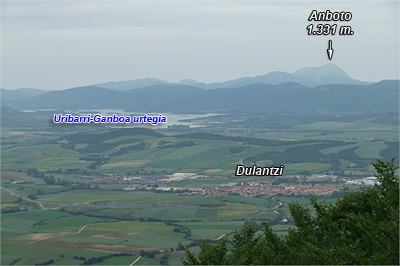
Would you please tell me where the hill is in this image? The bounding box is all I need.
[94,78,169,91]
[1,88,32,105]
[0,106,49,127]
[10,86,122,110]
[93,64,370,91]
[15,88,47,96]
[4,80,399,114]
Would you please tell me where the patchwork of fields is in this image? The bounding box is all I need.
[1,123,398,265]
[2,127,398,175]
[1,174,286,265]
[0,194,283,265]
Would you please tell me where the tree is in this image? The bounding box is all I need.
[44,175,55,185]
[60,180,71,187]
[177,242,184,251]
[27,168,39,177]
[182,159,399,265]
[27,193,37,200]
[162,250,171,260]
[185,229,192,237]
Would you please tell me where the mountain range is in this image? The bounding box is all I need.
[1,64,397,115]
[1,80,398,115]
[92,63,369,91]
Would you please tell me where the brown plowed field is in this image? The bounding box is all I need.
[2,173,30,181]
[89,232,137,239]
[27,241,161,254]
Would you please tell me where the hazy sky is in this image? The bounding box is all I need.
[1,0,399,90]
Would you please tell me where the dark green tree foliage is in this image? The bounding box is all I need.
[380,141,400,162]
[82,253,132,265]
[158,140,172,146]
[34,259,54,265]
[229,146,250,155]
[157,141,197,149]
[61,128,163,144]
[44,175,55,184]
[27,193,37,200]
[27,168,39,177]
[183,159,399,265]
[109,142,146,156]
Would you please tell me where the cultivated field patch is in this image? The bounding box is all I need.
[203,169,222,173]
[100,160,151,168]
[86,221,172,233]
[1,203,19,209]
[89,232,137,239]
[14,232,73,241]
[1,173,30,181]
[217,209,259,216]
[27,242,161,254]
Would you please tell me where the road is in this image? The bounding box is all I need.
[77,224,88,234]
[1,185,48,210]
[216,234,226,240]
[129,256,142,266]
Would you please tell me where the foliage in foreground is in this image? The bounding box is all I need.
[183,159,399,265]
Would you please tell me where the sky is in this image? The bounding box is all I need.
[1,0,399,90]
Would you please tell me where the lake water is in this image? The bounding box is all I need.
[66,109,223,128]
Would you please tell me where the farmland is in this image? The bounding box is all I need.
[1,115,398,265]
[2,125,398,175]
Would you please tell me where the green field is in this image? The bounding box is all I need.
[47,190,279,222]
[135,257,161,265]
[37,216,108,232]
[86,221,173,233]
[276,196,338,208]
[283,162,331,173]
[1,244,108,265]
[3,126,396,174]
[0,210,190,265]
[96,255,138,265]
[0,210,111,265]
[1,120,398,264]
[354,141,388,158]
[180,221,247,239]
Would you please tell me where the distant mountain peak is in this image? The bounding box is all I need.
[90,63,369,91]
[293,63,350,78]
[291,63,367,86]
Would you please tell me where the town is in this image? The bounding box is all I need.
[79,172,358,198]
